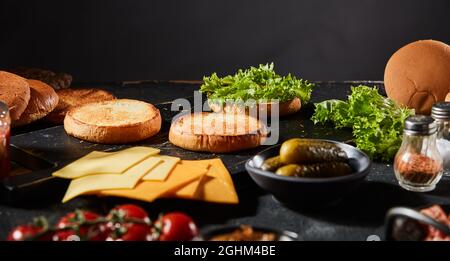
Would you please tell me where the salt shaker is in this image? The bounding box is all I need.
[431,102,450,177]
[394,115,443,192]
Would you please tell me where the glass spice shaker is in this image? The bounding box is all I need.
[431,102,450,177]
[394,115,443,192]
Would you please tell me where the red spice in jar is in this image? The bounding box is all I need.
[395,153,443,184]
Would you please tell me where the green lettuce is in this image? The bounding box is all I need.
[200,63,314,104]
[311,85,414,162]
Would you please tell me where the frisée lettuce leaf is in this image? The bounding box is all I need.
[200,63,314,104]
[311,85,414,162]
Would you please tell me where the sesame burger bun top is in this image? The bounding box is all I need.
[384,40,450,115]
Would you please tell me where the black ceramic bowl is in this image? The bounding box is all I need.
[385,205,450,241]
[200,225,299,241]
[245,140,371,206]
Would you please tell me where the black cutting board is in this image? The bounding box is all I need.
[4,81,362,203]
[10,102,353,173]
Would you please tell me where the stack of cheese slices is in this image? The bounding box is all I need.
[53,146,238,204]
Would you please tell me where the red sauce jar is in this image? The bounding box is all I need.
[0,102,10,180]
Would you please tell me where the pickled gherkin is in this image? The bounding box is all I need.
[275,162,352,178]
[261,156,282,171]
[279,138,348,164]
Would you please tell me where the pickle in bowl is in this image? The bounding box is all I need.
[279,138,348,165]
[261,156,282,171]
[275,162,353,178]
[261,138,353,178]
[246,139,371,205]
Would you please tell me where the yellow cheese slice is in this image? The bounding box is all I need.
[204,159,239,204]
[97,161,208,202]
[169,158,239,204]
[171,174,208,199]
[172,161,210,198]
[142,155,181,181]
[53,147,160,179]
[194,170,239,204]
[62,156,163,203]
[202,158,235,188]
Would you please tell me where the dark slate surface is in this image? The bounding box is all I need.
[2,81,450,241]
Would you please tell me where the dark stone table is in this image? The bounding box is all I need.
[1,81,449,241]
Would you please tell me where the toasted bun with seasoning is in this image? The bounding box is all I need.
[45,88,115,124]
[208,97,301,117]
[64,99,161,144]
[384,40,450,114]
[446,93,450,102]
[0,71,31,121]
[14,80,59,127]
[169,112,267,153]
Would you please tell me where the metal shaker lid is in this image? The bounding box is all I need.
[404,115,436,135]
[431,102,450,120]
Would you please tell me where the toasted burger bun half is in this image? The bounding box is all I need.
[11,67,73,90]
[46,88,115,124]
[446,93,450,102]
[384,40,450,114]
[208,97,301,117]
[14,80,59,127]
[169,112,268,153]
[0,71,31,121]
[64,99,161,144]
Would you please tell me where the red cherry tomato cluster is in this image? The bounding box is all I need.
[7,204,199,241]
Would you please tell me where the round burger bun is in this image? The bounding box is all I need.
[0,71,30,121]
[169,112,267,153]
[446,92,450,102]
[384,39,450,114]
[208,97,301,117]
[14,79,59,127]
[45,88,116,124]
[64,99,161,144]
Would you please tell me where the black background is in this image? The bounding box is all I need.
[1,0,449,82]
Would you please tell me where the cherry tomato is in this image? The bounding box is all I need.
[106,204,151,241]
[108,204,150,221]
[7,225,45,241]
[156,212,198,241]
[56,211,101,229]
[53,210,107,241]
[106,223,151,241]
